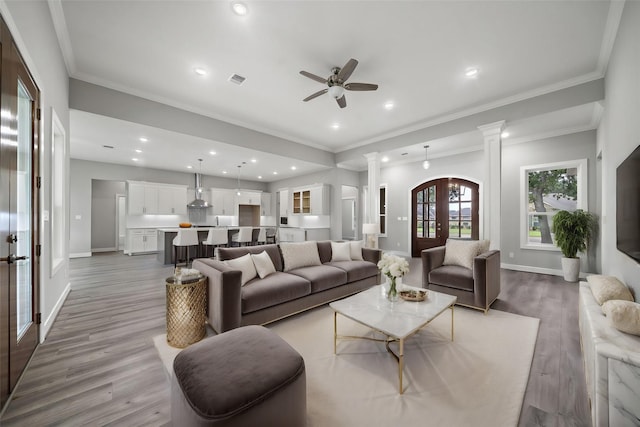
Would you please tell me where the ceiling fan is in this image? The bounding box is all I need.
[300,58,378,108]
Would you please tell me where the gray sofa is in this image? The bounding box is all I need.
[193,241,382,333]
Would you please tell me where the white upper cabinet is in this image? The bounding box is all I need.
[127,181,188,215]
[237,190,261,206]
[210,189,236,215]
[260,192,272,216]
[279,189,290,216]
[290,184,330,215]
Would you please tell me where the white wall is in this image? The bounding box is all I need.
[1,0,71,340]
[502,131,598,275]
[598,0,640,296]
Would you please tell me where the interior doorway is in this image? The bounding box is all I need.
[341,186,358,241]
[411,178,479,257]
[0,16,41,409]
[116,194,126,251]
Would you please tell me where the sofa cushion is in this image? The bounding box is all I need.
[242,272,311,314]
[316,241,332,264]
[224,253,256,286]
[331,241,351,262]
[587,275,634,305]
[288,265,348,293]
[349,241,364,261]
[280,241,322,272]
[251,250,276,279]
[602,300,640,336]
[429,265,474,292]
[218,244,284,272]
[443,239,480,270]
[325,260,378,283]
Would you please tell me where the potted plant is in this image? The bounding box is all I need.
[551,209,598,282]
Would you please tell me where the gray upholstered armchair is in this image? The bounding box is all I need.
[421,242,501,313]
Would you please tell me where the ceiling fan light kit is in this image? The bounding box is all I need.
[300,58,379,108]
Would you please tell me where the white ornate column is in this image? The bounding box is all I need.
[478,121,504,250]
[364,152,380,247]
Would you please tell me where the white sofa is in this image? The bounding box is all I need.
[578,282,640,427]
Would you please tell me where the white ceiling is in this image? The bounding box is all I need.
[53,0,616,181]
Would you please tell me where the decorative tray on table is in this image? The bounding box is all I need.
[399,289,428,302]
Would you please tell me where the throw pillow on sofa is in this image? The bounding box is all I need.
[331,241,351,262]
[251,250,276,279]
[602,300,640,336]
[587,275,634,305]
[349,240,364,261]
[443,239,480,270]
[224,253,257,286]
[280,241,322,272]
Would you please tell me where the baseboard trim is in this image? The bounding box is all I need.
[69,252,92,258]
[92,247,117,253]
[501,263,589,279]
[40,281,71,343]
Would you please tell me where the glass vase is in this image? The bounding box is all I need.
[387,276,399,302]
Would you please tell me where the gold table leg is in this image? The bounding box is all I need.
[451,305,455,341]
[398,339,404,394]
[333,311,337,354]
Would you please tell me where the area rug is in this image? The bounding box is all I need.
[154,305,539,427]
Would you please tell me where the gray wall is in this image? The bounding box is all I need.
[1,0,71,339]
[70,159,268,255]
[502,131,598,274]
[91,180,125,251]
[599,0,640,297]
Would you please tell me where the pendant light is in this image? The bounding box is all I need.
[236,164,242,196]
[422,145,430,170]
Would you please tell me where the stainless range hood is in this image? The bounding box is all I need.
[187,173,210,209]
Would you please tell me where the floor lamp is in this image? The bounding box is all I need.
[362,223,380,249]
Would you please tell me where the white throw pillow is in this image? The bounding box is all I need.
[477,239,491,255]
[280,241,321,272]
[587,275,634,305]
[349,240,364,261]
[331,241,351,262]
[443,239,480,270]
[251,250,276,279]
[602,300,640,336]
[224,253,257,286]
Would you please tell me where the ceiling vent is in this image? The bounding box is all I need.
[103,145,114,149]
[228,73,246,85]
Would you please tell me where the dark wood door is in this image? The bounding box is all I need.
[0,16,40,409]
[411,178,479,257]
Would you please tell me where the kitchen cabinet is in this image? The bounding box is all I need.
[260,192,272,216]
[127,181,188,215]
[237,190,261,206]
[291,184,330,215]
[128,229,158,254]
[279,189,289,217]
[210,189,236,215]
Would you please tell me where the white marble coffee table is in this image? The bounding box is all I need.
[330,284,457,394]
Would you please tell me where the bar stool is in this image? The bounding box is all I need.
[251,228,260,246]
[231,227,253,247]
[266,228,276,244]
[257,228,267,245]
[173,229,199,268]
[201,228,228,258]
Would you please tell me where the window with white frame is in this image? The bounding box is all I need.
[379,184,387,236]
[520,159,587,250]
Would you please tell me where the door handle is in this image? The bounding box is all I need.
[1,254,28,264]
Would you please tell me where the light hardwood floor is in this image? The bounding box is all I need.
[0,252,590,426]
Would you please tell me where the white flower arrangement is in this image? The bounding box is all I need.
[377,253,410,279]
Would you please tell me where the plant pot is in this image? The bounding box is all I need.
[561,257,580,282]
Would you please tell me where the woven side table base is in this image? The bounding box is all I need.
[166,276,207,348]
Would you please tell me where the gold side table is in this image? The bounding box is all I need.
[166,275,207,348]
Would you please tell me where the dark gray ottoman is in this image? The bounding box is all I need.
[171,325,306,426]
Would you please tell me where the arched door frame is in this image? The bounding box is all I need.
[407,175,484,257]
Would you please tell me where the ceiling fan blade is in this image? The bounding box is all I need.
[303,88,328,102]
[344,82,379,91]
[336,95,347,109]
[300,70,327,84]
[337,58,358,81]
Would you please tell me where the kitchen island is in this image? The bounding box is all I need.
[157,227,239,265]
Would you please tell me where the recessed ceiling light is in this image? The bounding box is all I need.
[194,67,208,76]
[384,102,394,110]
[273,171,278,175]
[381,156,389,162]
[132,158,139,162]
[331,123,340,130]
[135,149,142,153]
[501,131,510,138]
[222,170,228,174]
[209,151,216,155]
[291,166,297,170]
[231,2,248,16]
[139,137,148,142]
[257,176,263,179]
[251,158,257,163]
[465,67,479,78]
[187,165,193,169]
